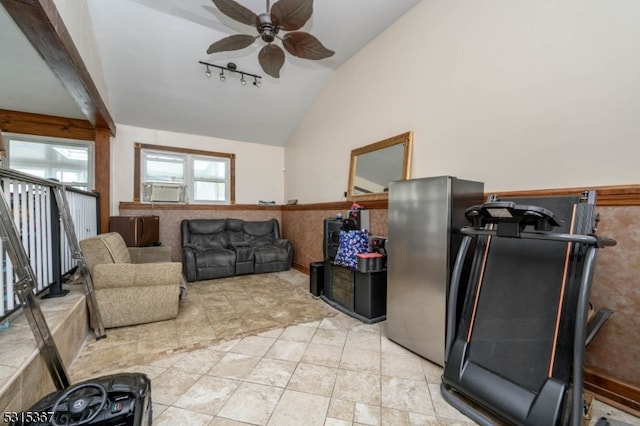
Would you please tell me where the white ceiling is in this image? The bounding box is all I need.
[1,0,421,146]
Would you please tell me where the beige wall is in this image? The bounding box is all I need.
[285,0,640,203]
[110,124,285,214]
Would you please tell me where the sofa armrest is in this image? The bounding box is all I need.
[92,262,182,290]
[275,239,293,266]
[182,247,197,282]
[183,243,204,252]
[274,239,292,250]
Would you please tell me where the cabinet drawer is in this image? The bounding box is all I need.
[331,265,354,310]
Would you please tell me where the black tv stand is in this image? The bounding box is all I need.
[321,261,387,324]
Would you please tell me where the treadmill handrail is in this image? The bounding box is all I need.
[460,227,617,247]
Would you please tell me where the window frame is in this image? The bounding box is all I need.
[1,133,95,191]
[190,154,230,203]
[134,142,235,205]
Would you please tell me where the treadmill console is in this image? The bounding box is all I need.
[465,201,563,237]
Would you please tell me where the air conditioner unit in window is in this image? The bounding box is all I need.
[141,182,186,203]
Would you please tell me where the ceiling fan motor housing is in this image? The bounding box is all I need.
[257,13,278,43]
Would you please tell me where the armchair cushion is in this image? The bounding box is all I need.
[81,233,131,274]
[92,263,182,290]
[100,232,132,263]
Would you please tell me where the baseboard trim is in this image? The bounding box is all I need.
[585,369,640,415]
[292,263,310,275]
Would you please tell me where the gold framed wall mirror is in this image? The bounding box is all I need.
[347,131,413,201]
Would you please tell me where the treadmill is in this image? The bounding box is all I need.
[440,191,616,426]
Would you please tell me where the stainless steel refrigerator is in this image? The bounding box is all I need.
[386,176,484,366]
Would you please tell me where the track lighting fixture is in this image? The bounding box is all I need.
[198,61,262,87]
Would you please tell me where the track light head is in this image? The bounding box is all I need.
[205,65,211,78]
[240,74,246,85]
[219,70,225,81]
[253,77,261,87]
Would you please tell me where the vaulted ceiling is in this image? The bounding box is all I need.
[1,0,421,146]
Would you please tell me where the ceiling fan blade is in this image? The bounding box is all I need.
[207,34,258,54]
[271,0,313,31]
[211,0,259,27]
[258,44,285,78]
[282,32,334,60]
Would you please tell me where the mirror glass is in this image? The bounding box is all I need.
[348,131,413,201]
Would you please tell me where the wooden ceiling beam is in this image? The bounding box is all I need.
[0,0,116,136]
[0,109,95,141]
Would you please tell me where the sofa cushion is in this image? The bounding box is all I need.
[188,219,228,249]
[195,248,236,268]
[254,245,288,264]
[226,218,245,244]
[243,220,276,246]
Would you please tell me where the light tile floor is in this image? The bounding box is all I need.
[67,271,639,425]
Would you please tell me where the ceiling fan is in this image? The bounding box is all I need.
[207,0,335,78]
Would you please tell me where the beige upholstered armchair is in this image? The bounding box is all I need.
[79,232,182,328]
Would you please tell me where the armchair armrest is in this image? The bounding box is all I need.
[92,262,182,290]
[128,246,172,263]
